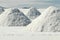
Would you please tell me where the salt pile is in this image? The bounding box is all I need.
[27,7,41,20]
[26,6,60,32]
[40,6,60,32]
[0,8,31,26]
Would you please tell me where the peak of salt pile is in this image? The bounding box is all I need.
[26,6,60,32]
[0,8,31,26]
[27,7,41,20]
[0,6,4,14]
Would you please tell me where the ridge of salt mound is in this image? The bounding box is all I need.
[0,8,31,26]
[27,7,41,20]
[26,6,60,32]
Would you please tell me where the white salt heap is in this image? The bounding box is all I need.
[27,7,41,20]
[0,8,31,26]
[26,6,60,32]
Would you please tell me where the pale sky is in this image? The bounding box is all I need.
[0,0,60,8]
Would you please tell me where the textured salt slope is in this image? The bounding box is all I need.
[26,6,60,32]
[0,8,31,26]
[0,6,4,14]
[40,6,60,32]
[27,7,41,20]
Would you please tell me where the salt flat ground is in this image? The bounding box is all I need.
[0,27,60,40]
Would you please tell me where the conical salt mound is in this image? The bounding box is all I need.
[27,7,41,20]
[0,8,31,26]
[40,6,60,32]
[0,6,4,14]
[26,6,60,32]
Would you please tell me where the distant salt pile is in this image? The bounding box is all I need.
[27,7,41,20]
[0,8,31,26]
[26,6,60,32]
[0,6,4,14]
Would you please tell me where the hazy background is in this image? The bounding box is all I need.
[0,0,60,8]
